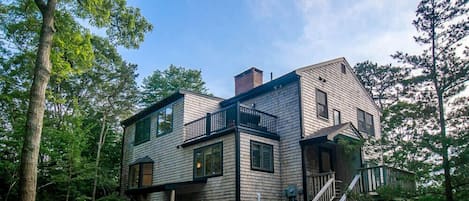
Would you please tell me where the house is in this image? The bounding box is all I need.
[119,57,415,201]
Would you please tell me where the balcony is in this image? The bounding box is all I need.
[184,104,278,143]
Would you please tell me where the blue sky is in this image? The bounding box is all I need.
[119,0,422,98]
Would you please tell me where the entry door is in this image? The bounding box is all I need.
[319,148,333,172]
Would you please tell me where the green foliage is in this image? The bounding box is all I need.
[140,64,210,106]
[354,1,468,200]
[0,0,147,200]
[353,61,409,108]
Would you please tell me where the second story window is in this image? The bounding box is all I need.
[316,89,328,119]
[194,142,223,179]
[251,141,274,172]
[333,110,341,125]
[129,160,153,189]
[357,109,374,136]
[135,117,151,145]
[157,104,173,136]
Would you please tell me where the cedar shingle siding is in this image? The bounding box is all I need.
[120,58,381,201]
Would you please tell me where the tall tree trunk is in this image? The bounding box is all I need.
[430,1,452,200]
[92,114,107,201]
[19,1,57,201]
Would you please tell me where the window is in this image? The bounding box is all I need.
[333,110,341,125]
[316,89,328,119]
[157,104,173,136]
[194,142,222,179]
[357,109,374,136]
[135,117,151,145]
[129,162,153,189]
[251,141,274,172]
[341,63,346,74]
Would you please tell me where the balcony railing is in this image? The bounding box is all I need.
[184,104,277,142]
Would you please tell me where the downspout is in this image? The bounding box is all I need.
[235,102,241,201]
[119,125,126,196]
[297,77,308,201]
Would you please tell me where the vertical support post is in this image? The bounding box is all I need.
[206,113,211,135]
[236,102,241,126]
[170,190,175,201]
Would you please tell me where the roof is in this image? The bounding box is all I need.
[121,89,224,127]
[221,71,300,107]
[222,57,380,113]
[300,122,362,145]
[130,156,154,165]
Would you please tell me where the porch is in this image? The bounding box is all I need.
[306,166,415,201]
[301,123,415,201]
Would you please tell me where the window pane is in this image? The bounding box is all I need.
[142,163,153,186]
[129,165,140,188]
[212,145,222,175]
[252,144,261,168]
[204,148,213,176]
[333,110,341,125]
[262,146,272,170]
[194,143,222,178]
[318,104,327,118]
[194,152,204,177]
[316,90,326,104]
[157,105,173,135]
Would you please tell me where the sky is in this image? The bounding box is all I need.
[118,0,423,99]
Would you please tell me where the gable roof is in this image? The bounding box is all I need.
[300,122,362,145]
[121,89,224,127]
[222,57,380,113]
[295,57,381,113]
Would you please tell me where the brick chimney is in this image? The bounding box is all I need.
[234,67,263,95]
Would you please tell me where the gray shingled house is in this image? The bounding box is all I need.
[120,57,414,201]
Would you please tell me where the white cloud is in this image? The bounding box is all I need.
[268,0,422,69]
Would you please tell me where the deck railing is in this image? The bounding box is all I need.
[358,165,415,193]
[184,104,277,142]
[308,172,335,201]
[339,174,361,201]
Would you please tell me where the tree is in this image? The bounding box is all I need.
[0,1,152,201]
[391,0,468,200]
[353,61,409,109]
[140,64,210,106]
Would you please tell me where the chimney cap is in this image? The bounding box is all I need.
[234,67,263,78]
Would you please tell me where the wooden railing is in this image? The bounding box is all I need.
[358,165,415,193]
[339,174,361,201]
[308,172,335,201]
[184,103,277,142]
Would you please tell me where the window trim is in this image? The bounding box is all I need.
[193,142,223,180]
[357,108,375,136]
[250,140,274,173]
[341,63,346,74]
[156,104,174,137]
[134,117,151,145]
[128,162,153,189]
[333,109,341,126]
[316,89,329,119]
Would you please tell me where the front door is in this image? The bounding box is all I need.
[319,148,333,172]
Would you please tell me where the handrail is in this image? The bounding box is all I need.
[312,177,335,201]
[358,165,414,175]
[339,174,361,201]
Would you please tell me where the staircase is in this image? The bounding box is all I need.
[333,180,343,201]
